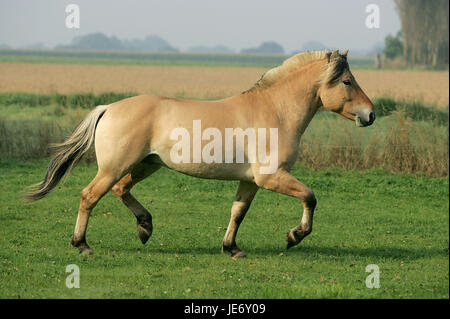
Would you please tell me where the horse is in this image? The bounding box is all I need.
[25,50,375,258]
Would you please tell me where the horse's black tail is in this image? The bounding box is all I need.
[24,104,109,202]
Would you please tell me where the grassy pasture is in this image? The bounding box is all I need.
[0,160,448,298]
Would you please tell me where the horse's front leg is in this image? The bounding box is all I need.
[256,169,317,249]
[222,181,259,258]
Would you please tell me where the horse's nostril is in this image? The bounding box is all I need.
[369,112,375,123]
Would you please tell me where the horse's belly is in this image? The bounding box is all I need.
[178,163,253,181]
[155,154,254,181]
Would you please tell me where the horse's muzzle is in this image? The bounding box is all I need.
[355,110,375,127]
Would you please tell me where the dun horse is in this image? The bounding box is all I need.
[26,50,375,257]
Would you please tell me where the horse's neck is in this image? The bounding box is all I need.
[242,76,321,139]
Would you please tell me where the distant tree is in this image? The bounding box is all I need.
[56,33,178,52]
[241,41,284,54]
[57,33,123,50]
[383,31,403,59]
[123,35,178,52]
[73,33,123,50]
[394,0,449,69]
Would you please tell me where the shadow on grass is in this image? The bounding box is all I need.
[275,245,448,260]
[125,244,449,261]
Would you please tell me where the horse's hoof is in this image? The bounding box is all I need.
[222,244,247,259]
[137,224,152,244]
[286,230,299,249]
[231,250,247,259]
[80,247,94,255]
[286,227,311,249]
[71,240,94,255]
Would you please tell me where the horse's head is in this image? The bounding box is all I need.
[318,50,375,127]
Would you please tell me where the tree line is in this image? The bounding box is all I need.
[386,0,449,69]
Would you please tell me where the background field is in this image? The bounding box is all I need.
[0,59,448,107]
[0,49,376,68]
[0,52,448,299]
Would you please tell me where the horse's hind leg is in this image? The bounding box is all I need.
[222,181,259,258]
[71,170,119,254]
[111,163,160,244]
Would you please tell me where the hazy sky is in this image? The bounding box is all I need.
[0,0,401,52]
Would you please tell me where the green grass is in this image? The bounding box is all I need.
[0,160,448,298]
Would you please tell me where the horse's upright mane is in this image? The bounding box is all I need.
[246,50,348,92]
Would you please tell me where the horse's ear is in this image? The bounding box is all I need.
[342,49,349,57]
[326,51,332,63]
[327,50,339,63]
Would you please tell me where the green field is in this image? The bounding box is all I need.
[0,160,448,298]
[0,49,376,68]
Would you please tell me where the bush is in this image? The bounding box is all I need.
[0,92,51,107]
[373,97,449,125]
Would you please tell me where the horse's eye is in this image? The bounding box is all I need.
[343,80,351,86]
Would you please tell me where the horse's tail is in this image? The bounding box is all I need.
[24,104,109,202]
